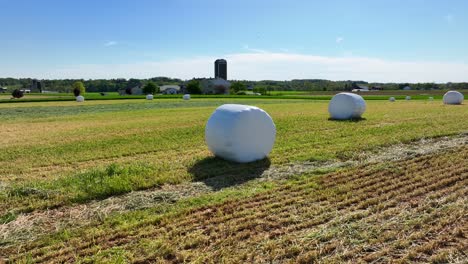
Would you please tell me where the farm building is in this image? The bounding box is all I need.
[0,87,7,93]
[200,78,231,94]
[160,85,181,94]
[403,86,412,90]
[351,85,369,92]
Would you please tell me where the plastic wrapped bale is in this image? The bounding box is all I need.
[429,97,434,101]
[328,92,366,120]
[389,97,396,102]
[146,94,153,100]
[183,94,191,100]
[76,95,84,102]
[406,96,411,100]
[205,104,276,163]
[443,90,464,105]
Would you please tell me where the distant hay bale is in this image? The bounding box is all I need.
[389,97,396,102]
[443,91,464,105]
[76,95,84,102]
[146,94,154,100]
[429,97,434,101]
[328,92,366,120]
[406,96,411,100]
[205,104,276,163]
[183,94,191,100]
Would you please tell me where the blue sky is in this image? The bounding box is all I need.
[1,0,468,82]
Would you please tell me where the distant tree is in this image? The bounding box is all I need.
[230,82,246,94]
[143,81,159,94]
[72,81,86,96]
[253,86,267,95]
[398,83,410,90]
[11,89,24,99]
[126,78,141,89]
[186,80,202,94]
[125,87,133,95]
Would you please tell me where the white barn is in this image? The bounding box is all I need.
[160,85,181,94]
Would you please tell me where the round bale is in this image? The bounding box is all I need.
[146,94,154,100]
[389,97,396,102]
[429,97,434,101]
[76,95,84,102]
[205,104,276,163]
[443,91,464,105]
[183,94,191,100]
[328,92,366,120]
[406,96,411,100]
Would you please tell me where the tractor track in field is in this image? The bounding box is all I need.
[3,137,468,263]
[1,134,467,252]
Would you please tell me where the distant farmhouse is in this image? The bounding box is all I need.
[403,86,412,90]
[200,78,231,94]
[160,85,181,94]
[351,84,383,92]
[352,85,369,92]
[121,58,231,96]
[0,86,7,93]
[192,59,231,95]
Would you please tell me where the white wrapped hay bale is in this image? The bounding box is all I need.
[183,94,191,100]
[205,104,276,163]
[146,94,154,100]
[328,92,366,120]
[429,97,434,101]
[76,95,84,102]
[443,91,464,105]
[389,97,396,102]
[406,96,411,100]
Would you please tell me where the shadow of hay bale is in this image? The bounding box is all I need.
[327,117,367,122]
[188,157,271,190]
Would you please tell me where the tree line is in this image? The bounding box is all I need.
[1,77,467,93]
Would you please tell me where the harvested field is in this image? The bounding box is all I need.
[3,146,467,263]
[0,98,467,263]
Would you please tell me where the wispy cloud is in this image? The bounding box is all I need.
[104,41,117,47]
[32,52,468,83]
[242,44,268,53]
[444,14,454,23]
[336,37,344,44]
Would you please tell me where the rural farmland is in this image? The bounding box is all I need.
[0,97,467,263]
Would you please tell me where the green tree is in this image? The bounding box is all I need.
[253,86,267,95]
[186,80,202,94]
[230,81,246,94]
[143,81,159,94]
[126,78,141,89]
[72,81,86,96]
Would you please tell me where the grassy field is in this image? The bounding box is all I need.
[0,97,467,262]
[0,89,452,103]
[269,90,449,96]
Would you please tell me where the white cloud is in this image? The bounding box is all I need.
[104,41,117,47]
[4,52,468,83]
[336,37,344,44]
